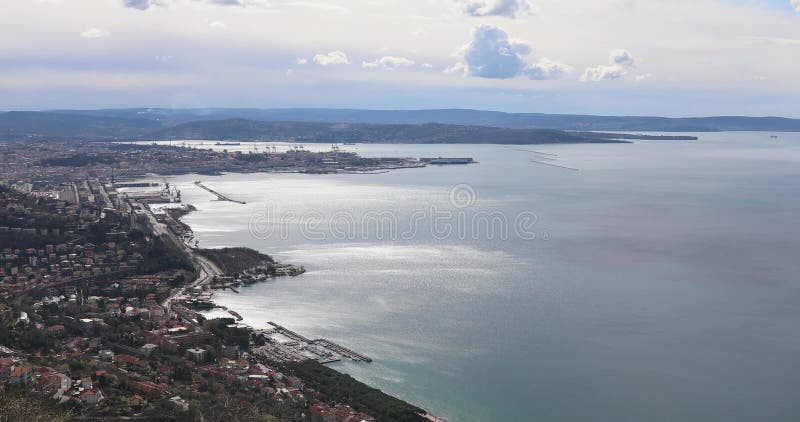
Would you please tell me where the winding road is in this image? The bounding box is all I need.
[138,204,223,309]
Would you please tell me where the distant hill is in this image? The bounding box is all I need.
[0,111,673,144]
[155,119,615,144]
[47,107,800,131]
[0,111,159,140]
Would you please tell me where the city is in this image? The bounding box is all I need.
[0,142,436,421]
[3,0,800,420]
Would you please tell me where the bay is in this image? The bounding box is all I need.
[153,133,800,421]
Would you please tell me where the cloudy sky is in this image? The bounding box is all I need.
[1,0,799,116]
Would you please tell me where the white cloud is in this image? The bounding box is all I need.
[209,21,227,29]
[525,58,572,80]
[124,0,271,9]
[610,49,637,68]
[461,0,535,19]
[122,0,166,10]
[296,58,308,65]
[204,0,271,6]
[362,56,415,70]
[452,24,569,80]
[581,49,639,82]
[207,0,246,5]
[459,24,531,78]
[581,65,626,81]
[792,0,800,12]
[444,62,467,75]
[635,73,652,81]
[313,51,350,66]
[81,28,109,38]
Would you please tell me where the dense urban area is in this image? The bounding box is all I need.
[0,140,442,422]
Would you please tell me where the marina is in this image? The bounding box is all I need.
[266,322,373,363]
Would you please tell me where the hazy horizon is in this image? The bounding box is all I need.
[3,106,800,120]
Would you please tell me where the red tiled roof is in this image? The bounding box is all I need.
[116,354,140,364]
[10,366,31,376]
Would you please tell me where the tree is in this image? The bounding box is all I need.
[0,392,72,422]
[89,221,109,242]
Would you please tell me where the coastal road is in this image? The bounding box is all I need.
[136,202,223,308]
[160,252,221,309]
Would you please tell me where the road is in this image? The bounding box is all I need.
[136,203,223,308]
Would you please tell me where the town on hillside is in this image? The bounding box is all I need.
[0,141,433,422]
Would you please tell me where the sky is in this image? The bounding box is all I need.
[1,0,799,117]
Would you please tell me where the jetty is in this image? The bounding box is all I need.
[194,181,246,204]
[313,339,373,363]
[268,322,313,343]
[227,309,243,321]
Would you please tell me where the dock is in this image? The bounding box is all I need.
[194,181,246,204]
[267,322,372,363]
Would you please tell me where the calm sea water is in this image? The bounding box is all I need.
[157,133,800,421]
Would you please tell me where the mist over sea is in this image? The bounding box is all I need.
[155,133,800,421]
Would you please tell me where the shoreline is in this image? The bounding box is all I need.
[156,180,444,420]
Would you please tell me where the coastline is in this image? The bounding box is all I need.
[158,179,443,421]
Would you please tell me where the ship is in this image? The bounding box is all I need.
[420,157,475,165]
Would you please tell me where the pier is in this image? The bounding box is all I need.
[194,181,246,204]
[268,322,372,363]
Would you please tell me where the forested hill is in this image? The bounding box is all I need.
[0,111,161,140]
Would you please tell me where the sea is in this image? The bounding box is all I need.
[145,133,800,421]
